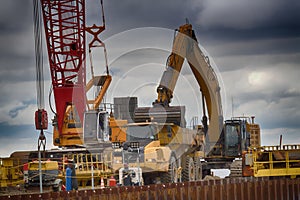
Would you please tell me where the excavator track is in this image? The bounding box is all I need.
[229,159,243,177]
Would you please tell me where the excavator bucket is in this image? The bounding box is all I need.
[134,105,186,127]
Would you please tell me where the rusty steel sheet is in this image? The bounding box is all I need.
[0,177,299,200]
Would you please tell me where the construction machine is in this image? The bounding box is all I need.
[111,23,261,184]
[24,161,62,192]
[0,157,23,189]
[37,0,112,147]
[27,0,116,190]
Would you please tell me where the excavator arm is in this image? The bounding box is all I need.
[185,33,223,144]
[135,23,223,146]
[155,24,196,106]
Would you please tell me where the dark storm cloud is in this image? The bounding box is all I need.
[191,0,300,59]
[0,124,34,139]
[213,52,300,73]
[0,1,32,33]
[100,0,300,42]
[110,48,168,76]
[260,99,300,130]
[237,88,300,104]
[98,0,300,76]
[99,0,195,37]
[0,0,32,42]
[205,37,300,59]
[101,0,300,135]
[0,58,35,82]
[0,1,37,82]
[195,0,300,34]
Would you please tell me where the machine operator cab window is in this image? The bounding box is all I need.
[83,111,109,143]
[224,119,250,157]
[224,121,241,157]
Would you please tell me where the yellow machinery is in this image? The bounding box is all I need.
[134,23,223,144]
[243,145,300,178]
[1,149,115,190]
[61,151,114,187]
[25,160,62,191]
[0,157,23,188]
[112,122,200,184]
[112,23,223,184]
[111,23,263,184]
[109,117,127,143]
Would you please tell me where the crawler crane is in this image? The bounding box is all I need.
[37,0,112,147]
[30,0,114,189]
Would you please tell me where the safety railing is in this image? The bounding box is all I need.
[250,146,300,178]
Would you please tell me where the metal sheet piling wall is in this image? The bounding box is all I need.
[1,177,299,200]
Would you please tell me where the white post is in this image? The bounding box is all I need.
[137,148,141,186]
[91,163,94,189]
[38,150,43,193]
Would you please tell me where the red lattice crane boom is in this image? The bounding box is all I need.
[40,0,110,146]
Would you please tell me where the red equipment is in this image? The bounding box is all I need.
[39,0,110,146]
[41,0,86,136]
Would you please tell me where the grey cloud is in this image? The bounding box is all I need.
[0,1,40,83]
[205,37,300,58]
[9,104,28,119]
[230,94,300,130]
[189,0,300,53]
[196,0,300,30]
[261,128,300,146]
[0,124,33,139]
[100,0,195,37]
[110,48,169,77]
[231,88,300,129]
[0,1,32,33]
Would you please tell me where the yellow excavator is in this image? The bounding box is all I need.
[111,23,260,184]
[134,23,223,149]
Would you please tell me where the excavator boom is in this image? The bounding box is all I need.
[155,24,196,106]
[134,23,223,147]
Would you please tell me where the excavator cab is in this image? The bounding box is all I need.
[83,111,110,144]
[223,119,250,157]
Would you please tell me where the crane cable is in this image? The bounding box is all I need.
[33,0,46,194]
[33,0,46,142]
[33,0,44,110]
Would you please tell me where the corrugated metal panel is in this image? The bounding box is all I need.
[1,177,299,200]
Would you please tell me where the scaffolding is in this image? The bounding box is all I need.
[61,152,114,187]
[248,145,300,178]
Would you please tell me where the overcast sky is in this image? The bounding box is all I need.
[0,0,299,157]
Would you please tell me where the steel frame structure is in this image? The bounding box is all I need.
[41,0,86,135]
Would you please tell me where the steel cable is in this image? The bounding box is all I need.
[33,0,44,110]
